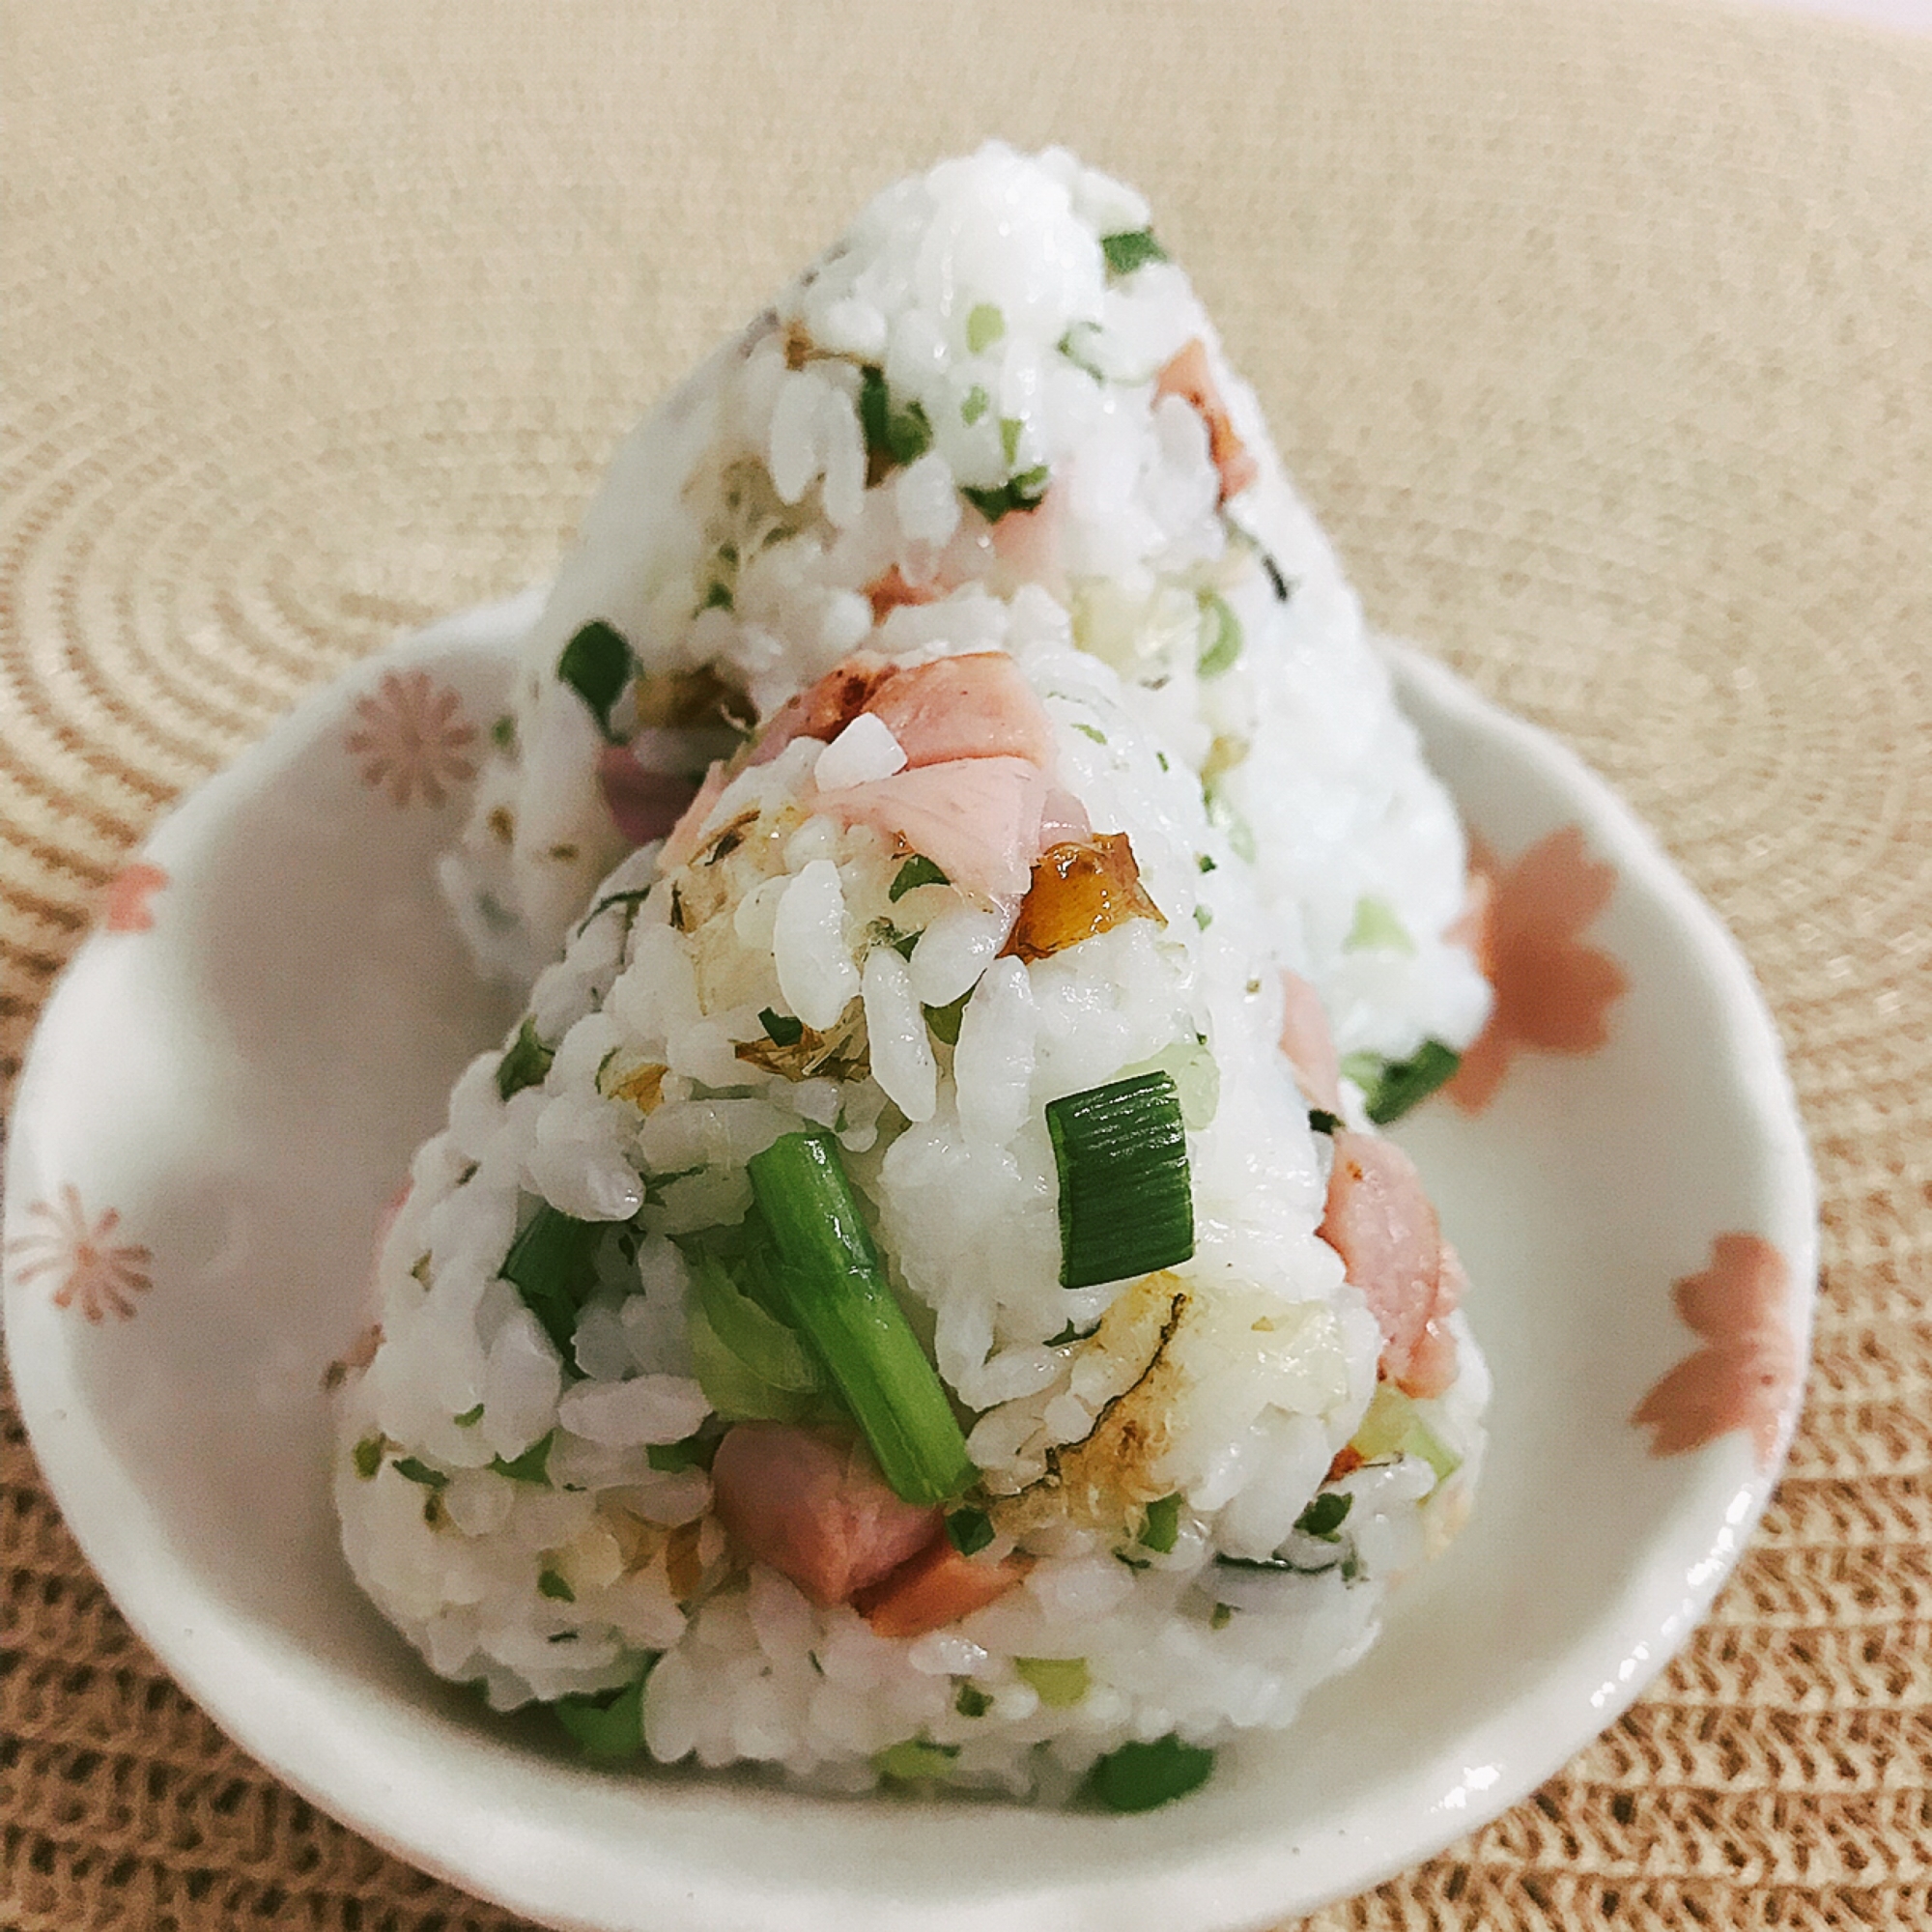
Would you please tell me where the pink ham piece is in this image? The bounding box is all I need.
[852,1535,1031,1639]
[814,756,1050,898]
[860,651,1058,770]
[749,653,896,768]
[709,1423,940,1607]
[1155,338,1260,503]
[1278,969,1342,1114]
[598,744,703,848]
[660,760,731,871]
[1317,1130,1457,1399]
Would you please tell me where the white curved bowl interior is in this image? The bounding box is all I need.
[2,594,1815,1932]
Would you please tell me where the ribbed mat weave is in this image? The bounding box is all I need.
[5,0,1929,1925]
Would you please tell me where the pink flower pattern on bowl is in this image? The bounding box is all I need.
[6,1185,153,1323]
[1448,824,1627,1114]
[101,861,168,933]
[1631,1234,1800,1468]
[345,669,477,809]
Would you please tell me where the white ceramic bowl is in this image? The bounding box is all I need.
[2,593,1815,1932]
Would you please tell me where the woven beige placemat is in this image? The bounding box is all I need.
[5,0,1929,1925]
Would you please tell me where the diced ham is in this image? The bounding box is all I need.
[851,1534,1031,1639]
[860,652,1058,770]
[709,1424,940,1607]
[985,488,1066,598]
[1404,1239,1465,1403]
[1278,970,1342,1114]
[597,744,703,848]
[749,652,897,767]
[1317,1130,1455,1399]
[814,756,1050,897]
[866,566,939,622]
[661,759,731,870]
[1155,339,1260,503]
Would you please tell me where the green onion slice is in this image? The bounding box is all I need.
[890,854,949,900]
[746,1132,975,1506]
[500,1206,604,1361]
[1350,1383,1462,1483]
[1088,1734,1214,1811]
[1139,1493,1181,1554]
[491,1430,554,1485]
[556,620,633,743]
[1099,229,1168,276]
[553,1663,655,1762]
[1357,1040,1463,1125]
[1197,593,1242,679]
[1045,1071,1194,1289]
[497,1015,554,1100]
[1294,1492,1352,1542]
[1015,1657,1089,1708]
[946,1507,994,1556]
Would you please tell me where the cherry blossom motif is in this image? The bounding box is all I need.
[345,668,477,809]
[1631,1234,1799,1467]
[6,1185,153,1322]
[1447,825,1627,1114]
[101,861,168,932]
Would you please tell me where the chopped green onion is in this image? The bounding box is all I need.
[491,1431,554,1485]
[1071,722,1106,745]
[1000,416,1023,465]
[1307,1108,1342,1137]
[500,1206,604,1360]
[647,1433,719,1473]
[490,713,516,751]
[875,1738,961,1784]
[497,1015,554,1100]
[1056,324,1106,382]
[961,466,1050,524]
[759,1007,805,1047]
[1046,1319,1097,1347]
[1209,1603,1235,1630]
[1196,853,1216,873]
[353,1436,384,1480]
[390,1457,446,1491]
[946,1508,994,1557]
[747,1132,975,1506]
[1294,1492,1352,1542]
[1197,593,1242,679]
[453,1404,484,1428]
[1088,1734,1214,1811]
[1099,229,1168,276]
[859,367,932,469]
[1358,1040,1463,1124]
[1045,1071,1194,1289]
[1193,905,1213,931]
[966,302,1005,353]
[890,855,949,900]
[954,1683,992,1719]
[1140,1493,1181,1554]
[553,1664,654,1762]
[961,384,989,425]
[701,581,732,611]
[557,621,632,743]
[1261,553,1293,602]
[1345,896,1414,955]
[923,992,970,1047]
[1350,1383,1462,1483]
[1015,1657,1089,1708]
[537,1566,575,1602]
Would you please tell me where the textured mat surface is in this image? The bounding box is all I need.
[4,0,1929,1925]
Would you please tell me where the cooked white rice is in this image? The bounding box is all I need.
[442,143,1490,1086]
[338,643,1488,1802]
